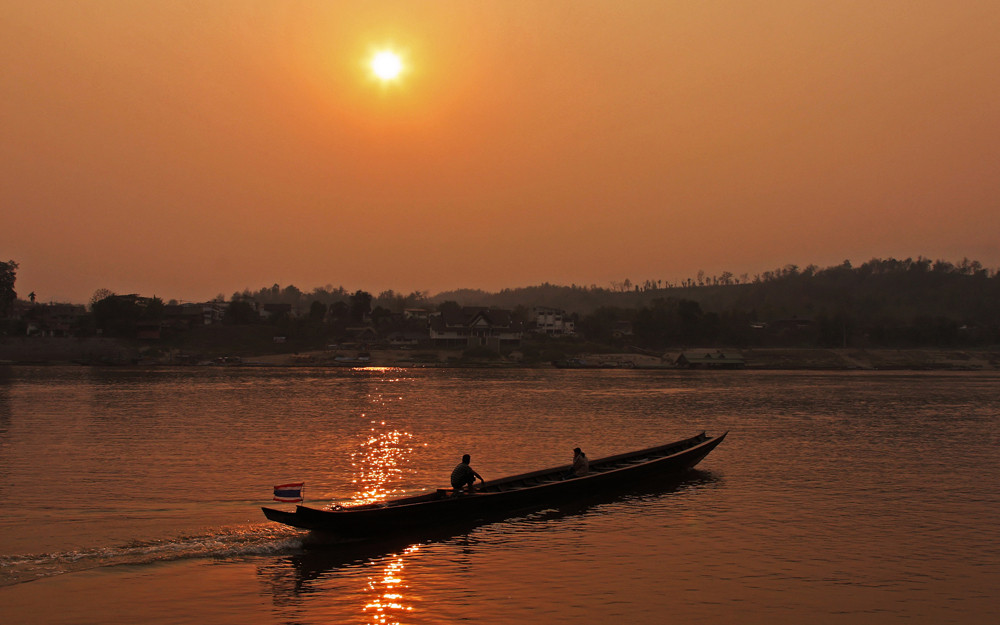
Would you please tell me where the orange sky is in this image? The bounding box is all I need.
[3,1,999,304]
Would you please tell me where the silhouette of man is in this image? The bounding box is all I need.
[450,454,484,493]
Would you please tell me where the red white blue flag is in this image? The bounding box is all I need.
[273,482,304,503]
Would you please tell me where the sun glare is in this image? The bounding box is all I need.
[371,50,403,81]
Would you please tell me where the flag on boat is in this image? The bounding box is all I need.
[273,482,304,503]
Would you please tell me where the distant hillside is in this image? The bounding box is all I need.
[8,256,996,354]
[431,258,1000,322]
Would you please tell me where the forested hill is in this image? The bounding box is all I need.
[431,258,1000,328]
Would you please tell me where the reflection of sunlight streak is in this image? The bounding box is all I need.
[349,423,415,506]
[362,545,419,624]
[339,379,420,507]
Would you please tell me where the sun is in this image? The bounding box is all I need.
[371,50,403,81]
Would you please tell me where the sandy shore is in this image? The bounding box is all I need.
[731,348,1000,370]
[2,338,998,370]
[248,347,1000,370]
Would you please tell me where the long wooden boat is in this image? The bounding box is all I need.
[262,431,727,537]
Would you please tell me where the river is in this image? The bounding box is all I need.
[0,366,997,624]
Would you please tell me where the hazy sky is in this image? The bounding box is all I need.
[3,1,999,304]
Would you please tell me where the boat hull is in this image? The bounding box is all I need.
[263,431,726,537]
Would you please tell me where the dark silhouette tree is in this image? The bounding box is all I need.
[349,290,372,324]
[1,260,18,317]
[89,288,115,310]
[224,300,259,325]
[91,294,164,338]
[437,300,462,318]
[309,300,328,322]
[328,301,349,321]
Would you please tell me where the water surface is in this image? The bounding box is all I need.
[1,366,997,624]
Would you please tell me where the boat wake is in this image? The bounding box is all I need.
[0,523,305,587]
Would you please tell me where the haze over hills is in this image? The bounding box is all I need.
[3,257,1000,363]
[6,256,999,323]
[204,257,1000,348]
[433,257,999,317]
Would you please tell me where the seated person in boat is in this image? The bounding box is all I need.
[566,447,589,478]
[450,454,485,493]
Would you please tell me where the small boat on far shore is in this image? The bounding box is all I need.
[551,358,635,369]
[262,431,727,537]
[331,352,372,366]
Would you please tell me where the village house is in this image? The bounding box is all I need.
[429,306,523,350]
[22,303,87,337]
[612,321,634,340]
[403,308,430,321]
[342,326,379,346]
[531,306,575,336]
[162,302,225,330]
[260,303,293,321]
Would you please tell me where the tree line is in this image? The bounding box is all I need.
[567,258,1000,349]
[4,257,1000,349]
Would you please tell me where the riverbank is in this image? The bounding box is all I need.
[735,347,1000,370]
[2,337,998,370]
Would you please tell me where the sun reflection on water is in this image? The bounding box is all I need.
[347,383,417,505]
[350,426,415,505]
[362,545,419,624]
